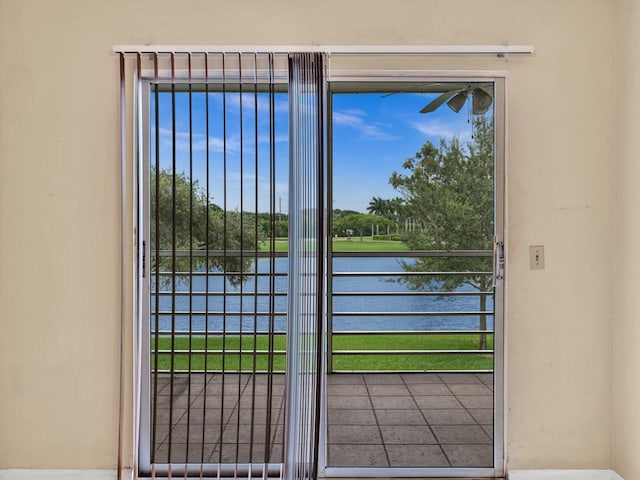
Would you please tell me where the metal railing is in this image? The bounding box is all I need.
[151,249,495,373]
[327,250,495,373]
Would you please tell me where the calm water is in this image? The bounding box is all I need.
[152,257,494,333]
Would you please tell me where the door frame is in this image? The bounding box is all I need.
[131,67,507,479]
[318,71,506,479]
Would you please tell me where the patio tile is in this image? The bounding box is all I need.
[152,429,170,447]
[370,395,417,409]
[209,442,268,464]
[156,372,499,469]
[249,383,286,395]
[253,374,285,385]
[327,374,365,385]
[204,383,245,395]
[328,409,377,425]
[438,373,482,384]
[468,408,493,425]
[184,443,218,464]
[482,424,494,440]
[154,442,221,464]
[158,395,193,410]
[233,407,282,425]
[179,382,207,397]
[431,425,492,445]
[225,425,270,443]
[154,407,188,424]
[380,425,437,444]
[181,407,230,424]
[328,395,372,409]
[329,425,382,444]
[375,409,426,425]
[327,384,369,396]
[402,373,444,384]
[156,383,172,396]
[269,443,284,463]
[189,395,241,409]
[207,373,251,386]
[456,395,494,409]
[328,444,388,467]
[364,373,405,384]
[422,408,476,425]
[414,395,462,409]
[239,394,284,409]
[162,423,223,444]
[407,383,452,396]
[448,383,493,396]
[475,373,494,385]
[386,444,449,467]
[367,384,410,396]
[268,422,285,445]
[441,444,493,467]
[187,373,210,384]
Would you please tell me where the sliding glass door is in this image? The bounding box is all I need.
[122,51,504,479]
[321,78,504,478]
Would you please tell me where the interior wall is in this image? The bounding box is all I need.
[613,0,640,479]
[0,0,615,471]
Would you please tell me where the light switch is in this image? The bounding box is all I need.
[529,245,544,270]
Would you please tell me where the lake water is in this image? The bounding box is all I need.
[152,257,494,333]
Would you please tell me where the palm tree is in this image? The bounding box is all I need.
[388,197,405,233]
[367,196,389,216]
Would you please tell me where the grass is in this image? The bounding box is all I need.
[153,333,493,372]
[332,237,409,252]
[332,333,493,371]
[264,237,409,253]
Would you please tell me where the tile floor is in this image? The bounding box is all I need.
[152,373,286,464]
[326,372,494,468]
[152,372,494,468]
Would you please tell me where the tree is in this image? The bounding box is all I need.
[389,116,494,348]
[151,168,259,286]
[387,197,405,234]
[367,196,389,216]
[331,209,360,237]
[333,213,392,241]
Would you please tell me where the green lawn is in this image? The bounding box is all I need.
[264,237,408,253]
[332,237,409,252]
[331,333,493,371]
[153,333,493,372]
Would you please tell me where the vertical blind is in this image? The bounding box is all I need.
[284,52,326,480]
[119,51,325,480]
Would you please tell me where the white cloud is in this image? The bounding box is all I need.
[411,120,472,143]
[158,127,239,153]
[256,96,289,114]
[333,109,397,140]
[257,133,289,144]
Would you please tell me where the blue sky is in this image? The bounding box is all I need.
[332,92,476,212]
[151,89,480,213]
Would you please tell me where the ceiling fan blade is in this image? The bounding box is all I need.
[471,88,493,114]
[447,92,468,113]
[420,89,463,113]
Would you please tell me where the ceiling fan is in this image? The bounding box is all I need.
[420,84,493,115]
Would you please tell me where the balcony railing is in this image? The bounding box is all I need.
[150,250,494,373]
[328,250,494,373]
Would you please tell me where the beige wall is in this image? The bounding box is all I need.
[0,0,617,472]
[613,0,640,479]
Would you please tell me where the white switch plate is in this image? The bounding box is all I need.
[529,245,544,270]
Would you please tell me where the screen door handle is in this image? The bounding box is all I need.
[493,236,505,288]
